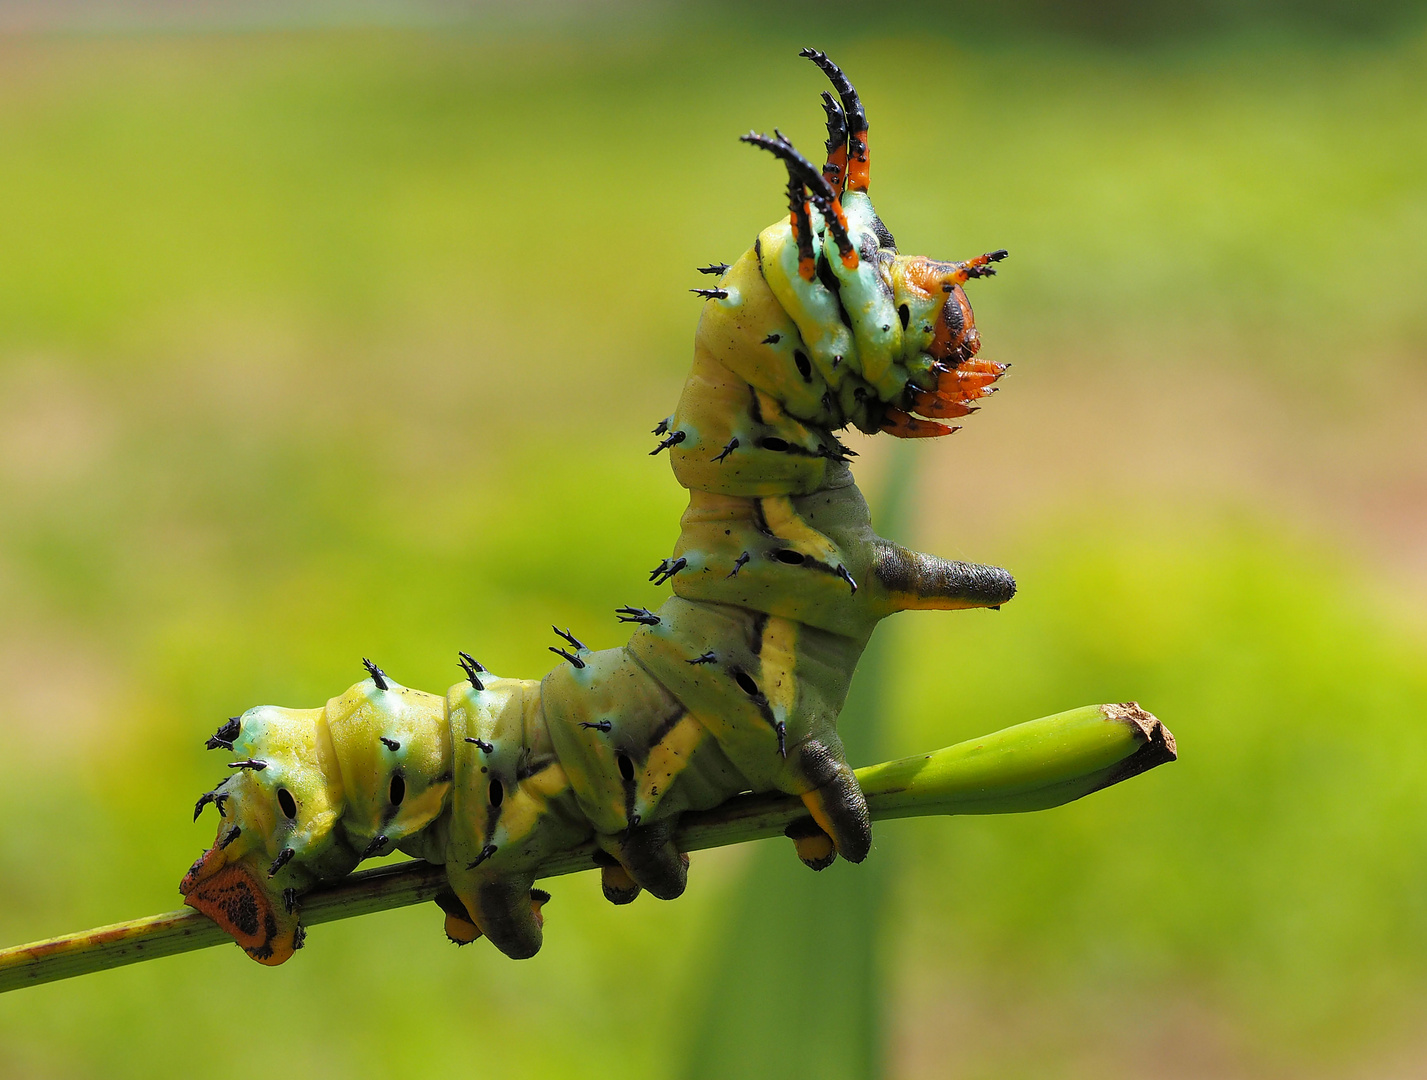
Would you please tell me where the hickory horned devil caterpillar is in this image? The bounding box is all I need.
[182,49,1020,963]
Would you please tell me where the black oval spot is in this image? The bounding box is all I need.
[389,773,405,807]
[774,549,805,565]
[617,753,635,783]
[793,350,812,381]
[759,437,789,452]
[277,787,297,820]
[734,671,760,697]
[898,304,910,330]
[489,778,504,809]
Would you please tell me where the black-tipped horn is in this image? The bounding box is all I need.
[799,48,868,192]
[740,131,856,264]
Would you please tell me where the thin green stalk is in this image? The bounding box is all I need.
[0,702,1173,995]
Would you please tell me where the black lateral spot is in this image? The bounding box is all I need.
[617,753,636,783]
[774,548,806,565]
[489,778,504,808]
[362,657,388,690]
[897,304,910,330]
[379,736,400,752]
[793,350,812,381]
[389,773,406,807]
[759,437,790,452]
[734,670,761,698]
[277,787,297,819]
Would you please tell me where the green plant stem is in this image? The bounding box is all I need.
[0,702,1173,995]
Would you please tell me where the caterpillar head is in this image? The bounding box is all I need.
[182,663,452,964]
[742,49,1009,438]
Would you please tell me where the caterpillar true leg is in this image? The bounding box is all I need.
[183,50,1020,963]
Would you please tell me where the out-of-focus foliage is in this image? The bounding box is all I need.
[1,12,1425,1078]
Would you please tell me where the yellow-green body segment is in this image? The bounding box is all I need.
[180,55,1017,964]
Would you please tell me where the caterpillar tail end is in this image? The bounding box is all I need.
[179,845,302,966]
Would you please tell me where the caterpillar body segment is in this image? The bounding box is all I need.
[182,50,1016,965]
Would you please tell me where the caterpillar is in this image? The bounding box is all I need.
[180,49,1016,965]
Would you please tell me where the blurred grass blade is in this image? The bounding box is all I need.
[0,703,1173,995]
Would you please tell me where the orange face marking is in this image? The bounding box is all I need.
[182,858,297,966]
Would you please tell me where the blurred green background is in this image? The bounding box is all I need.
[2,2,1426,1076]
